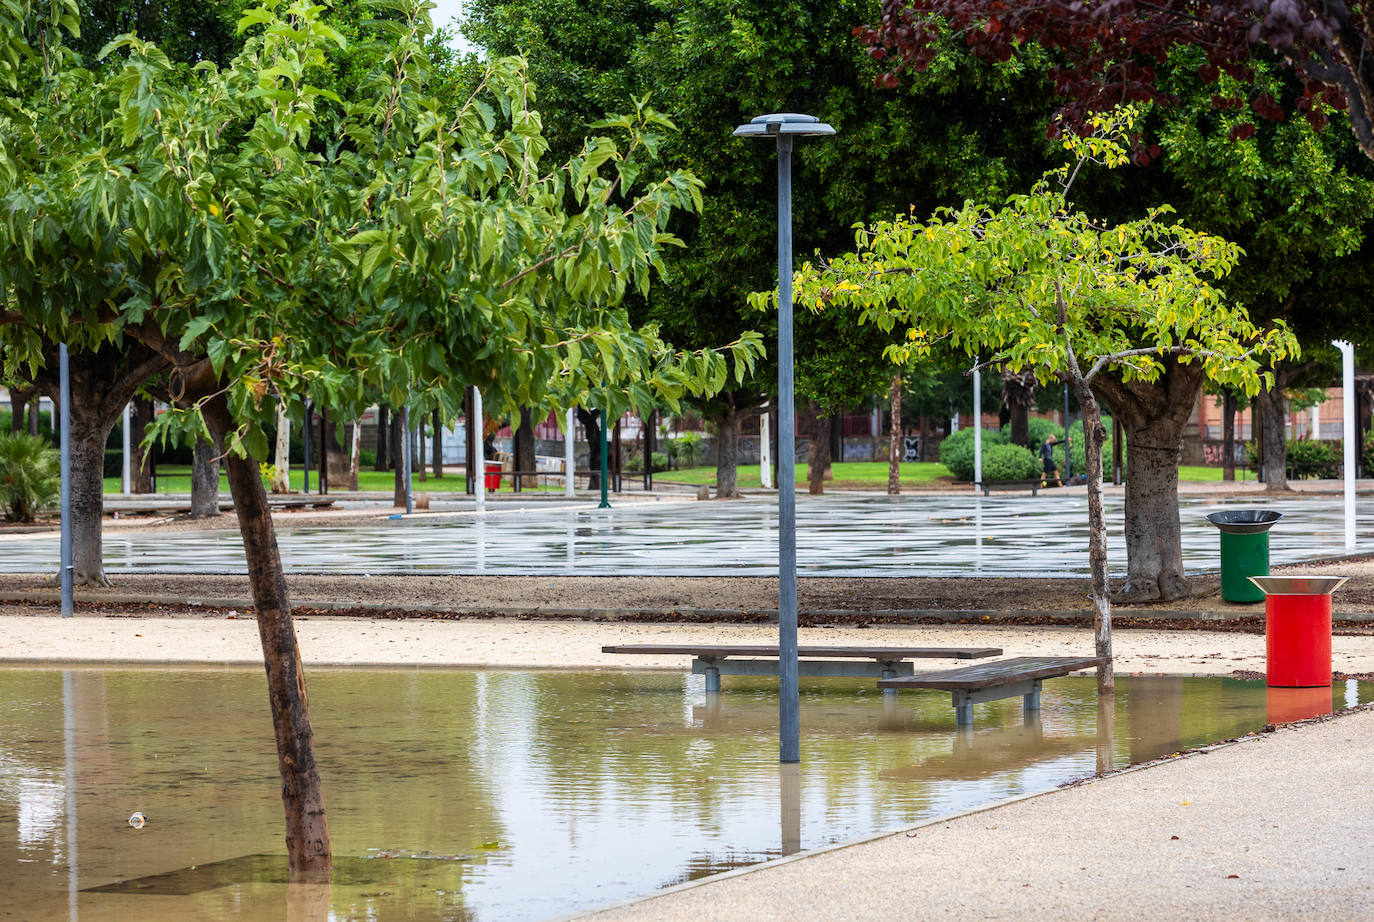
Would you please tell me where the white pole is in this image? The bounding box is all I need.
[1337,340,1356,550]
[951,411,960,433]
[474,387,486,513]
[121,403,132,495]
[972,358,982,489]
[761,404,773,490]
[564,408,575,497]
[1311,403,1321,440]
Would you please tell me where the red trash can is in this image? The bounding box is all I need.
[483,460,503,491]
[1248,576,1348,687]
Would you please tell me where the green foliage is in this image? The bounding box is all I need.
[1282,438,1340,479]
[0,431,58,522]
[673,430,703,467]
[0,1,761,471]
[937,426,1007,481]
[790,108,1299,413]
[1052,419,1117,479]
[980,442,1040,482]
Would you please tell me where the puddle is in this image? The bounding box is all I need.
[1,667,1368,920]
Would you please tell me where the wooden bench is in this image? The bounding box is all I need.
[602,644,1002,692]
[878,655,1105,726]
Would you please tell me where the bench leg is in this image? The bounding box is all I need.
[881,666,898,702]
[704,665,721,693]
[1023,680,1042,713]
[951,690,974,727]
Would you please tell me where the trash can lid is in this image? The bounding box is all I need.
[1247,576,1348,595]
[1206,509,1283,533]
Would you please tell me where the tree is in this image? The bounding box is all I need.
[466,0,1062,494]
[856,1,1374,161]
[792,112,1297,691]
[0,0,758,873]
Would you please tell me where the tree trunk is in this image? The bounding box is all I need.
[715,403,741,498]
[375,405,390,472]
[190,438,221,518]
[392,409,407,507]
[576,406,602,491]
[132,398,156,493]
[1222,392,1236,482]
[1001,368,1037,446]
[68,416,110,587]
[28,399,39,436]
[432,408,444,479]
[515,408,536,485]
[417,415,427,482]
[1092,361,1202,602]
[1255,384,1290,491]
[201,391,331,874]
[1071,378,1114,694]
[31,342,169,585]
[349,415,361,487]
[887,373,901,495]
[9,388,30,431]
[272,400,291,494]
[324,418,356,490]
[808,407,831,495]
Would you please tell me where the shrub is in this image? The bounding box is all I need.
[1285,438,1340,479]
[1050,419,1117,482]
[981,442,1041,482]
[937,427,1008,481]
[0,432,59,522]
[651,451,669,472]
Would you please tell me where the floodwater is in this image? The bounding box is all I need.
[0,493,1360,577]
[2,668,1368,921]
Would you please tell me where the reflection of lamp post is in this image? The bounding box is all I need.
[59,344,72,617]
[735,112,835,764]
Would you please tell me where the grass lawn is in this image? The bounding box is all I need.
[106,461,1251,494]
[103,466,569,495]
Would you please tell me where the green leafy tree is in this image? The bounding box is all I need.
[0,0,757,871]
[465,0,1060,495]
[0,431,58,521]
[791,111,1297,691]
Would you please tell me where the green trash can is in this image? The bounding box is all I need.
[1206,510,1283,603]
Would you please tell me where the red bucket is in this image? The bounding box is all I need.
[1250,577,1348,688]
[483,460,503,490]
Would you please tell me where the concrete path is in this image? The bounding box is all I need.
[580,706,1374,921]
[0,491,1362,578]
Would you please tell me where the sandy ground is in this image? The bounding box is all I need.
[5,615,1374,677]
[580,707,1374,922]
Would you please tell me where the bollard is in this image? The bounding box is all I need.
[1206,510,1282,602]
[1249,576,1347,687]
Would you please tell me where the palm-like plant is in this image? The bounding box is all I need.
[0,432,59,523]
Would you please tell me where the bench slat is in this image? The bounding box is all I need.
[601,644,1002,660]
[877,655,1104,691]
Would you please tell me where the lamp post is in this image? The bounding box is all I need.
[59,344,72,617]
[735,112,835,764]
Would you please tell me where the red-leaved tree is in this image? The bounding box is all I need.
[857,1,1374,160]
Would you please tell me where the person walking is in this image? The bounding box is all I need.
[1040,433,1061,487]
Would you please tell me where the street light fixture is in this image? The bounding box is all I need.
[734,112,835,764]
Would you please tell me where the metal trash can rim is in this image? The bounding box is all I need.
[1206,509,1283,534]
[1247,576,1348,596]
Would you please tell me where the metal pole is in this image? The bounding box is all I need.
[1338,340,1356,550]
[598,406,610,509]
[777,133,799,764]
[121,403,131,495]
[474,387,486,513]
[59,343,72,617]
[401,406,413,514]
[972,358,982,489]
[565,408,575,497]
[302,400,311,494]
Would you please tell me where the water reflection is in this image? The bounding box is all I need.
[0,668,1368,921]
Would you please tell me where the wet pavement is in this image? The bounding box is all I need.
[0,492,1361,578]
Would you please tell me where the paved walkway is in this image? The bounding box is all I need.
[580,706,1374,921]
[0,491,1363,577]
